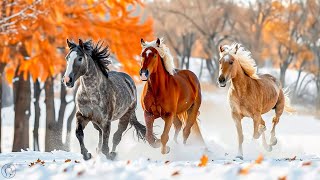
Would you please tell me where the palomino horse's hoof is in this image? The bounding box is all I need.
[83,152,92,160]
[161,146,170,154]
[107,152,117,160]
[258,124,266,133]
[270,136,278,146]
[235,155,243,160]
[264,145,272,152]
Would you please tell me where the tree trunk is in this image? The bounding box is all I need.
[0,62,6,153]
[280,65,287,87]
[45,76,58,151]
[56,78,67,148]
[33,79,41,151]
[12,72,31,152]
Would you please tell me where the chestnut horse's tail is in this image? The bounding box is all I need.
[283,88,295,113]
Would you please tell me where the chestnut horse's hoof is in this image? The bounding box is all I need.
[107,152,117,160]
[150,139,161,148]
[161,146,170,154]
[83,152,92,160]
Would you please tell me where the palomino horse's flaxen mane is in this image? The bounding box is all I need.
[220,43,259,79]
[141,38,175,75]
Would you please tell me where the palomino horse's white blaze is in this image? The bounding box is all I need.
[64,51,77,83]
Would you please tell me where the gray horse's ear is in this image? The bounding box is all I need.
[141,38,146,47]
[79,39,84,49]
[67,39,76,49]
[156,38,160,47]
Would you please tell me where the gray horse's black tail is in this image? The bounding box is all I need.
[130,114,147,142]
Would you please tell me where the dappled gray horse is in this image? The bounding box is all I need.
[63,39,146,160]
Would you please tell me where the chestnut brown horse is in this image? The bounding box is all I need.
[218,42,295,160]
[140,38,205,154]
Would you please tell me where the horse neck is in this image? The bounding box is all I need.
[230,61,251,94]
[82,57,101,85]
[148,57,170,92]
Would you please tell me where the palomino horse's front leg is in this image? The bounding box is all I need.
[232,112,244,159]
[75,112,91,160]
[161,115,174,154]
[144,111,160,148]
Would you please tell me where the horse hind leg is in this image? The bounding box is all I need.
[270,92,285,146]
[183,103,204,145]
[75,112,91,160]
[253,115,272,152]
[173,116,182,144]
[110,111,131,160]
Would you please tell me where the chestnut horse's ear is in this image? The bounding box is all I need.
[141,38,146,46]
[156,38,161,47]
[79,39,84,49]
[219,45,225,53]
[234,44,240,54]
[67,39,76,49]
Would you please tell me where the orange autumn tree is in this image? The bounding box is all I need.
[1,0,153,151]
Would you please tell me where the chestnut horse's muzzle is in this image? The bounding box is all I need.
[140,69,149,81]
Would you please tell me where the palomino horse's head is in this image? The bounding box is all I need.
[63,39,90,88]
[217,44,241,87]
[139,38,162,81]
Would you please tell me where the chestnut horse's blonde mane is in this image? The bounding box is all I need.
[141,38,175,75]
[220,43,259,79]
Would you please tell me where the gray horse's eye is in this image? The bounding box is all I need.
[79,57,83,61]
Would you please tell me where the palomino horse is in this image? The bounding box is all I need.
[140,38,205,154]
[217,43,294,160]
[63,39,146,160]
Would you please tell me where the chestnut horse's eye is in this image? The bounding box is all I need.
[153,54,157,59]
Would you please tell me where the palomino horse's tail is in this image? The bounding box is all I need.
[283,88,295,113]
[129,114,147,142]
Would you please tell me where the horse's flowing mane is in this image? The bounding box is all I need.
[141,38,175,75]
[220,42,259,79]
[81,40,111,77]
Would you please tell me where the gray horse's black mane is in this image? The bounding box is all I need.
[69,39,111,78]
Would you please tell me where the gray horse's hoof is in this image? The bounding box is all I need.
[270,137,277,146]
[161,146,170,154]
[235,155,243,160]
[107,152,117,160]
[83,152,92,160]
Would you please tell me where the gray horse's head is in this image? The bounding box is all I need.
[63,39,111,88]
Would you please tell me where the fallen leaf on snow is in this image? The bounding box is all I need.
[65,159,71,163]
[171,171,180,176]
[278,175,287,180]
[198,155,208,167]
[77,170,85,177]
[302,162,312,166]
[255,154,264,164]
[165,160,170,164]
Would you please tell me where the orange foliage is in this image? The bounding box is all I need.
[1,0,153,82]
[198,155,208,167]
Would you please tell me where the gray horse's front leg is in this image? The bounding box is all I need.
[101,121,112,160]
[76,112,91,160]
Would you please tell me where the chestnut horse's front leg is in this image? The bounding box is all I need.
[144,111,160,148]
[161,115,174,154]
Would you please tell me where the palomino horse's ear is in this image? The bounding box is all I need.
[156,38,161,47]
[79,39,84,49]
[219,45,225,53]
[67,39,76,49]
[234,44,240,54]
[141,38,146,46]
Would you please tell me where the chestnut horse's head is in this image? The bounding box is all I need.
[139,38,161,81]
[139,38,175,81]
